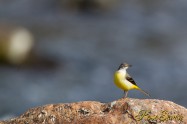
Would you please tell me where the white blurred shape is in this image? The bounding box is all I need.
[7,28,34,64]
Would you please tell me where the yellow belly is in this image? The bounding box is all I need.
[114,71,137,91]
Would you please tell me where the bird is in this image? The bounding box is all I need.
[114,63,150,98]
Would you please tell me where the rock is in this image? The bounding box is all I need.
[0,98,186,124]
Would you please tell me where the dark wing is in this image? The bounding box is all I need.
[126,73,137,86]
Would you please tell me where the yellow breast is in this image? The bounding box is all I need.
[114,71,137,91]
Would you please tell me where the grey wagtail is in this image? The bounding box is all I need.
[114,63,150,98]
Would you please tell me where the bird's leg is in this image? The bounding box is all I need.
[123,91,128,98]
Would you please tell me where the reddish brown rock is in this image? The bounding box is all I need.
[0,98,186,124]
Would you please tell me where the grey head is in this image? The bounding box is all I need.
[118,63,132,70]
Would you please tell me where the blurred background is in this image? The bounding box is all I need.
[0,0,187,120]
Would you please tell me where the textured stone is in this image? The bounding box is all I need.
[0,98,186,124]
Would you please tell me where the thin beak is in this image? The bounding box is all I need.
[128,64,132,67]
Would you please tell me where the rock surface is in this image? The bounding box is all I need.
[0,98,186,124]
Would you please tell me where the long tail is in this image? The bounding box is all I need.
[136,87,150,97]
[139,89,150,97]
